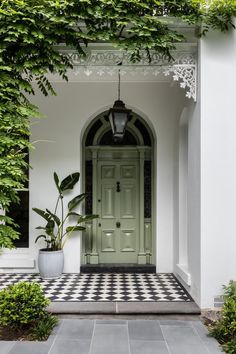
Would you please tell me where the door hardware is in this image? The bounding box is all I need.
[116,221,121,228]
[98,199,101,202]
[98,223,101,227]
[116,181,120,192]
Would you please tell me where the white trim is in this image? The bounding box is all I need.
[175,263,191,286]
[1,248,30,254]
[0,257,35,269]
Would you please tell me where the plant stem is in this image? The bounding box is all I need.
[54,196,60,215]
[60,196,64,244]
[61,221,82,249]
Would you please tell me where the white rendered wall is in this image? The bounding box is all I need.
[178,120,188,269]
[187,100,201,304]
[174,108,191,286]
[200,24,236,308]
[27,81,187,273]
[173,100,201,306]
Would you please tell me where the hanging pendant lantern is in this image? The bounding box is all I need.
[108,69,132,142]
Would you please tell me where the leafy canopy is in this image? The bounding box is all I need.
[0,0,235,248]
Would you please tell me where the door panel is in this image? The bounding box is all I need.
[120,165,136,179]
[120,185,136,218]
[97,160,139,263]
[101,230,116,252]
[101,185,116,218]
[120,229,136,252]
[102,165,116,179]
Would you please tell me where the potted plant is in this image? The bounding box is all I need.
[33,172,98,279]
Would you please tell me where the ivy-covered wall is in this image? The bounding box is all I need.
[0,0,235,248]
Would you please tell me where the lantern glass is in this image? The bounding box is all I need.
[113,112,127,134]
[108,107,129,141]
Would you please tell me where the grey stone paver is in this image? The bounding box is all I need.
[9,341,50,354]
[192,320,217,342]
[96,319,127,325]
[128,320,164,341]
[160,319,192,326]
[0,341,15,354]
[161,325,210,354]
[205,341,224,354]
[90,324,129,354]
[0,319,225,354]
[130,340,169,354]
[49,338,91,354]
[57,319,94,339]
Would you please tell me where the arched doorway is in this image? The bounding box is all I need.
[81,111,154,265]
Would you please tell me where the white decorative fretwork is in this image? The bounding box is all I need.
[163,53,196,100]
[164,66,196,100]
[61,49,197,101]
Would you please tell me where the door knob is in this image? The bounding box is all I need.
[116,221,121,228]
[116,182,120,192]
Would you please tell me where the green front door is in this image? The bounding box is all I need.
[97,160,139,263]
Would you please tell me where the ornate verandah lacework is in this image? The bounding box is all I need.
[61,48,197,101]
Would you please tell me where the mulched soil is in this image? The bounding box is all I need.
[0,326,34,341]
[201,309,221,327]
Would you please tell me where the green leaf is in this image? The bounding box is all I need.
[77,214,99,223]
[66,226,86,232]
[45,220,55,236]
[32,208,51,222]
[46,209,60,226]
[53,172,60,193]
[68,193,86,211]
[67,212,81,217]
[60,172,80,192]
[35,235,46,243]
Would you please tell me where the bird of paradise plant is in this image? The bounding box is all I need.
[33,172,98,250]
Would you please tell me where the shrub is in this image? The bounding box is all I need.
[0,282,50,330]
[208,280,236,354]
[30,313,58,341]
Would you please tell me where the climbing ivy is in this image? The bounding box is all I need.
[0,0,235,249]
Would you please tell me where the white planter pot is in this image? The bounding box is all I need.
[38,249,64,279]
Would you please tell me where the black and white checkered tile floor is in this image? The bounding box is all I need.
[0,273,193,302]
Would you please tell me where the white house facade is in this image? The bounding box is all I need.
[1,23,236,310]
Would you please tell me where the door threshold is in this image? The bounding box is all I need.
[80,264,156,273]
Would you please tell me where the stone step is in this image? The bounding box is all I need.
[48,301,201,315]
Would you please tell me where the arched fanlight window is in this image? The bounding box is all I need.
[85,115,152,147]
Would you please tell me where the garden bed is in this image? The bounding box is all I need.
[0,326,36,341]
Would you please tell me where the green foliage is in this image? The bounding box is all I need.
[30,313,58,341]
[208,280,236,354]
[33,172,98,250]
[0,282,50,330]
[0,216,20,250]
[0,0,235,250]
[193,0,236,35]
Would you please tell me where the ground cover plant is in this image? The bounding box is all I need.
[0,281,58,341]
[207,281,236,354]
[0,0,236,246]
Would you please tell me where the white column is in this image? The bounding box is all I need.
[90,148,99,264]
[176,113,191,286]
[138,147,147,264]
